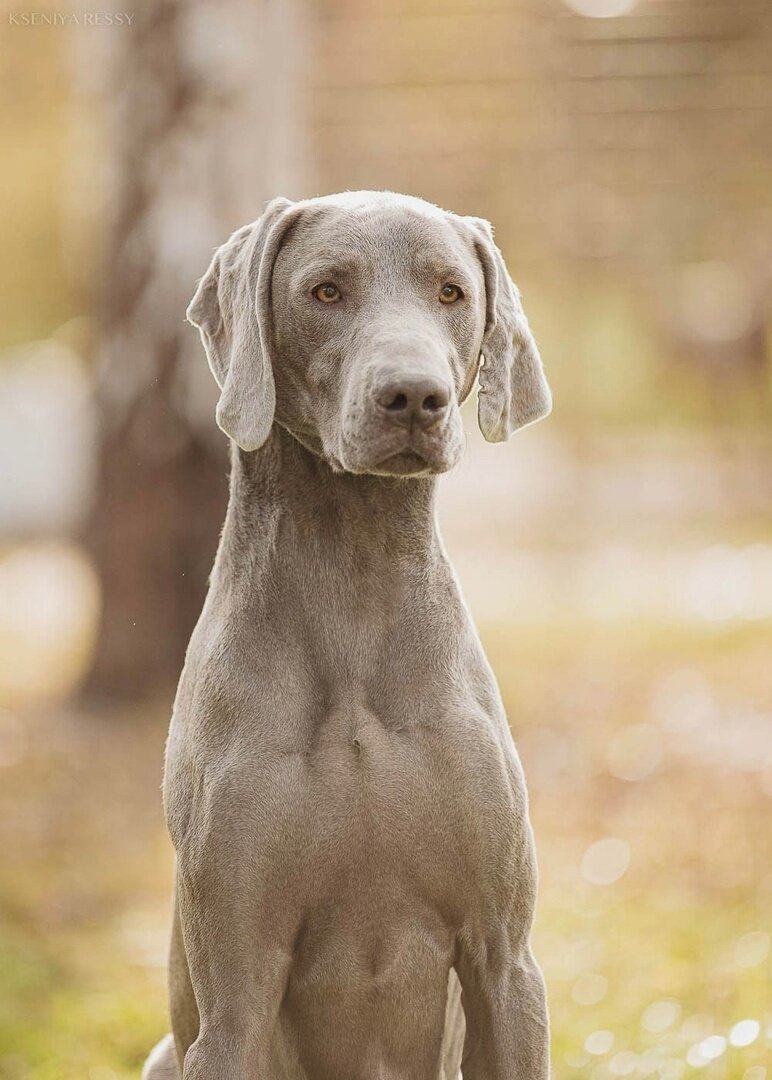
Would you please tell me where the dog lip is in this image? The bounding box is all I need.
[339,443,435,477]
[339,426,459,475]
[378,447,426,466]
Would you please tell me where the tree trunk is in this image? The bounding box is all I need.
[82,0,307,701]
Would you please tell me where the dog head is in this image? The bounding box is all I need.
[187,191,551,477]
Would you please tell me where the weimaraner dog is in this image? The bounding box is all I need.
[142,191,552,1080]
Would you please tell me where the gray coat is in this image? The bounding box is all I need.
[142,191,552,1080]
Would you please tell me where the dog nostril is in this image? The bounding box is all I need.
[377,380,450,422]
[385,392,408,412]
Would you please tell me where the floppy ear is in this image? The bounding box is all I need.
[467,217,552,442]
[186,196,298,451]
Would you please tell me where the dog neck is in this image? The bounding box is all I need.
[208,424,481,718]
[217,423,445,592]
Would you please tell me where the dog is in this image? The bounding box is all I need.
[142,191,552,1080]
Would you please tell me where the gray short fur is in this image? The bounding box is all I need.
[142,191,551,1080]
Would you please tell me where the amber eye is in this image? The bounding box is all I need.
[439,283,463,304]
[313,282,342,304]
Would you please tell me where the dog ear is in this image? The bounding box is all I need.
[466,217,552,442]
[187,196,298,451]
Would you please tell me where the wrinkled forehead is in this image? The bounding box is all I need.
[280,197,477,282]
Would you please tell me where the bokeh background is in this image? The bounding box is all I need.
[0,0,770,1076]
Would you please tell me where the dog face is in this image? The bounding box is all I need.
[270,194,485,476]
[187,191,551,477]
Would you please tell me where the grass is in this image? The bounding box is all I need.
[0,620,770,1079]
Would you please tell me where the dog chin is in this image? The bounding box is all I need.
[372,449,437,477]
[341,443,459,478]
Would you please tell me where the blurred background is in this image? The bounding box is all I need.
[0,0,770,1076]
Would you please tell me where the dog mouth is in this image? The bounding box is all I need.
[375,448,433,476]
[340,441,448,478]
[338,414,464,477]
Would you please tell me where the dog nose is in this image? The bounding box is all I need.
[376,374,451,429]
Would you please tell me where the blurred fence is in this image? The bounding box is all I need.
[307,0,772,264]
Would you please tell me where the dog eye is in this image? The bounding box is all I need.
[313,282,342,304]
[439,283,463,304]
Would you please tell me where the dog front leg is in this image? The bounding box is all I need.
[174,853,295,1079]
[456,936,549,1080]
